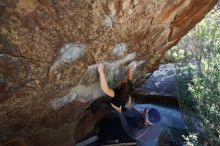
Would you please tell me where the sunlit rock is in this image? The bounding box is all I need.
[0,0,218,145]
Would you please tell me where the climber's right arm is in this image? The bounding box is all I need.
[98,63,115,97]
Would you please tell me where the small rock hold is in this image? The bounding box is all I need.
[51,92,77,110]
[50,43,86,72]
[112,43,127,58]
[101,15,113,28]
[59,43,86,63]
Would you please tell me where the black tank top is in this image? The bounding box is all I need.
[110,79,134,108]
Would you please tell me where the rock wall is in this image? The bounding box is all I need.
[0,0,218,145]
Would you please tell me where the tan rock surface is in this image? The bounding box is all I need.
[0,0,218,145]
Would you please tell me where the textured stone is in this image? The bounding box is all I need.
[138,63,198,97]
[50,92,77,110]
[112,43,127,58]
[0,0,218,145]
[139,63,179,97]
[49,43,86,75]
[55,43,86,64]
[101,15,113,28]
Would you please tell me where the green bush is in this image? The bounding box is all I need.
[167,8,220,146]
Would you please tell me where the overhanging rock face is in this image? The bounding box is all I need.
[0,0,218,145]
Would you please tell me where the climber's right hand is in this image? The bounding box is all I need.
[97,63,104,74]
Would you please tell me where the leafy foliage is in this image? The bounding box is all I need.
[166,8,220,146]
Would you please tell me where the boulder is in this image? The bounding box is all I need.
[139,63,179,97]
[0,0,218,145]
